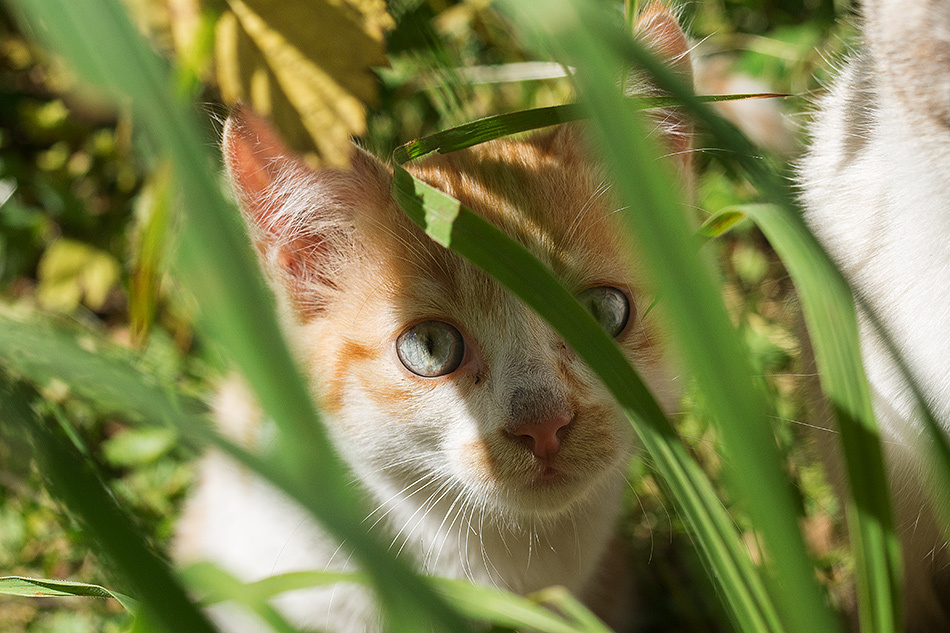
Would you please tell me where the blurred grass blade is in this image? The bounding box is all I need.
[394,94,785,163]
[185,563,613,633]
[181,563,305,633]
[10,1,467,630]
[183,563,365,603]
[129,162,173,346]
[437,580,607,633]
[0,304,205,433]
[528,586,614,633]
[391,166,782,633]
[0,576,138,612]
[0,374,218,633]
[0,303,473,632]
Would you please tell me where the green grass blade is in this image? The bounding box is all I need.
[578,16,903,633]
[393,94,785,163]
[493,3,852,632]
[0,576,138,612]
[0,305,205,432]
[740,205,932,630]
[528,586,614,633]
[180,564,306,633]
[850,288,950,531]
[698,207,750,239]
[0,304,472,633]
[391,166,782,633]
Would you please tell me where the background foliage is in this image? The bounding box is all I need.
[0,0,860,631]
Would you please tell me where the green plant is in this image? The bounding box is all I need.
[1,1,946,633]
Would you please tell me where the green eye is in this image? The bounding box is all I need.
[397,321,465,377]
[578,286,630,337]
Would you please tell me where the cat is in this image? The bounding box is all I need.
[799,0,950,629]
[174,5,691,631]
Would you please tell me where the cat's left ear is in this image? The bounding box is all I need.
[222,104,393,317]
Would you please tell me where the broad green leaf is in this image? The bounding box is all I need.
[216,0,393,165]
[0,576,138,612]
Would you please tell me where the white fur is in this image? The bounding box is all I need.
[177,300,635,631]
[800,0,950,627]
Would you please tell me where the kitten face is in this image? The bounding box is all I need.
[301,131,678,520]
[223,112,680,523]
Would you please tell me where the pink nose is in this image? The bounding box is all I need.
[510,411,572,459]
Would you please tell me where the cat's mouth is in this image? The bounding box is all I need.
[532,464,566,486]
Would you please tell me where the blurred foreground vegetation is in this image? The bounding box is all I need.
[0,0,857,631]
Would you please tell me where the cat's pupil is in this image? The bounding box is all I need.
[578,286,630,338]
[397,321,465,377]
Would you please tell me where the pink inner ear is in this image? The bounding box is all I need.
[223,104,304,229]
[220,105,396,318]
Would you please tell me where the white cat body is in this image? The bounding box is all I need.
[802,58,950,445]
[800,0,950,627]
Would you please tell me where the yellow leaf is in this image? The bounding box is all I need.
[37,239,121,312]
[215,0,393,166]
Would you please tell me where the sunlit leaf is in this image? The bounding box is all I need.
[102,427,178,467]
[37,239,121,312]
[216,0,394,165]
[698,207,748,239]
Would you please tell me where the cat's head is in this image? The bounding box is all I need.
[222,5,691,523]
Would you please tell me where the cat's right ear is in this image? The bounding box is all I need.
[222,105,391,316]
